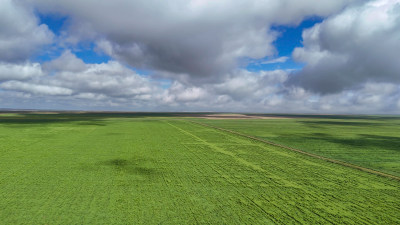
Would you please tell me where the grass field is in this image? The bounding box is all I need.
[0,113,399,224]
[196,115,400,177]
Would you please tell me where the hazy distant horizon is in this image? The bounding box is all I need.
[2,108,400,116]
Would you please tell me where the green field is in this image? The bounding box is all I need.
[0,113,399,224]
[196,115,400,177]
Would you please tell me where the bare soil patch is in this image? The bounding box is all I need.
[195,114,290,120]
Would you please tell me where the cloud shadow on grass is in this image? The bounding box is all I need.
[0,112,191,127]
[101,158,161,177]
[303,133,400,152]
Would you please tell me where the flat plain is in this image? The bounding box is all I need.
[196,114,400,177]
[0,113,399,224]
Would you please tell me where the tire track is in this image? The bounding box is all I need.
[188,120,400,182]
[165,121,304,224]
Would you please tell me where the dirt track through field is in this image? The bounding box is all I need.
[193,113,291,120]
[189,120,400,182]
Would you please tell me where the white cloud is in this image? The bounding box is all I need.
[0,0,53,62]
[0,62,44,81]
[0,52,161,104]
[1,60,400,113]
[1,0,400,114]
[290,0,400,93]
[0,81,73,96]
[50,61,158,98]
[28,0,355,82]
[43,50,86,72]
[260,56,290,64]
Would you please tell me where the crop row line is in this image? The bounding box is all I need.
[188,120,400,182]
[165,121,287,223]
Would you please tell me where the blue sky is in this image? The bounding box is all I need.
[246,17,322,72]
[36,14,111,64]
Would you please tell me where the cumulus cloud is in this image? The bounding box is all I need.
[42,50,86,72]
[213,70,287,101]
[0,62,44,81]
[259,56,290,64]
[1,57,400,113]
[1,0,400,114]
[309,82,400,113]
[158,69,289,111]
[166,82,208,102]
[0,0,53,62]
[0,52,161,102]
[289,0,400,93]
[0,81,73,96]
[28,0,354,81]
[155,66,400,113]
[49,62,158,99]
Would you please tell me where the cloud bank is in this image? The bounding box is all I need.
[0,0,53,62]
[0,0,399,113]
[29,0,354,80]
[290,0,400,93]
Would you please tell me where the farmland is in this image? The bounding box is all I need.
[0,113,399,224]
[196,114,400,177]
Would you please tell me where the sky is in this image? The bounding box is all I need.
[0,0,400,113]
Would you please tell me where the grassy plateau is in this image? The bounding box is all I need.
[0,113,399,224]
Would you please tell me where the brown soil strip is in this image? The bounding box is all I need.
[189,120,400,182]
[193,113,290,120]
